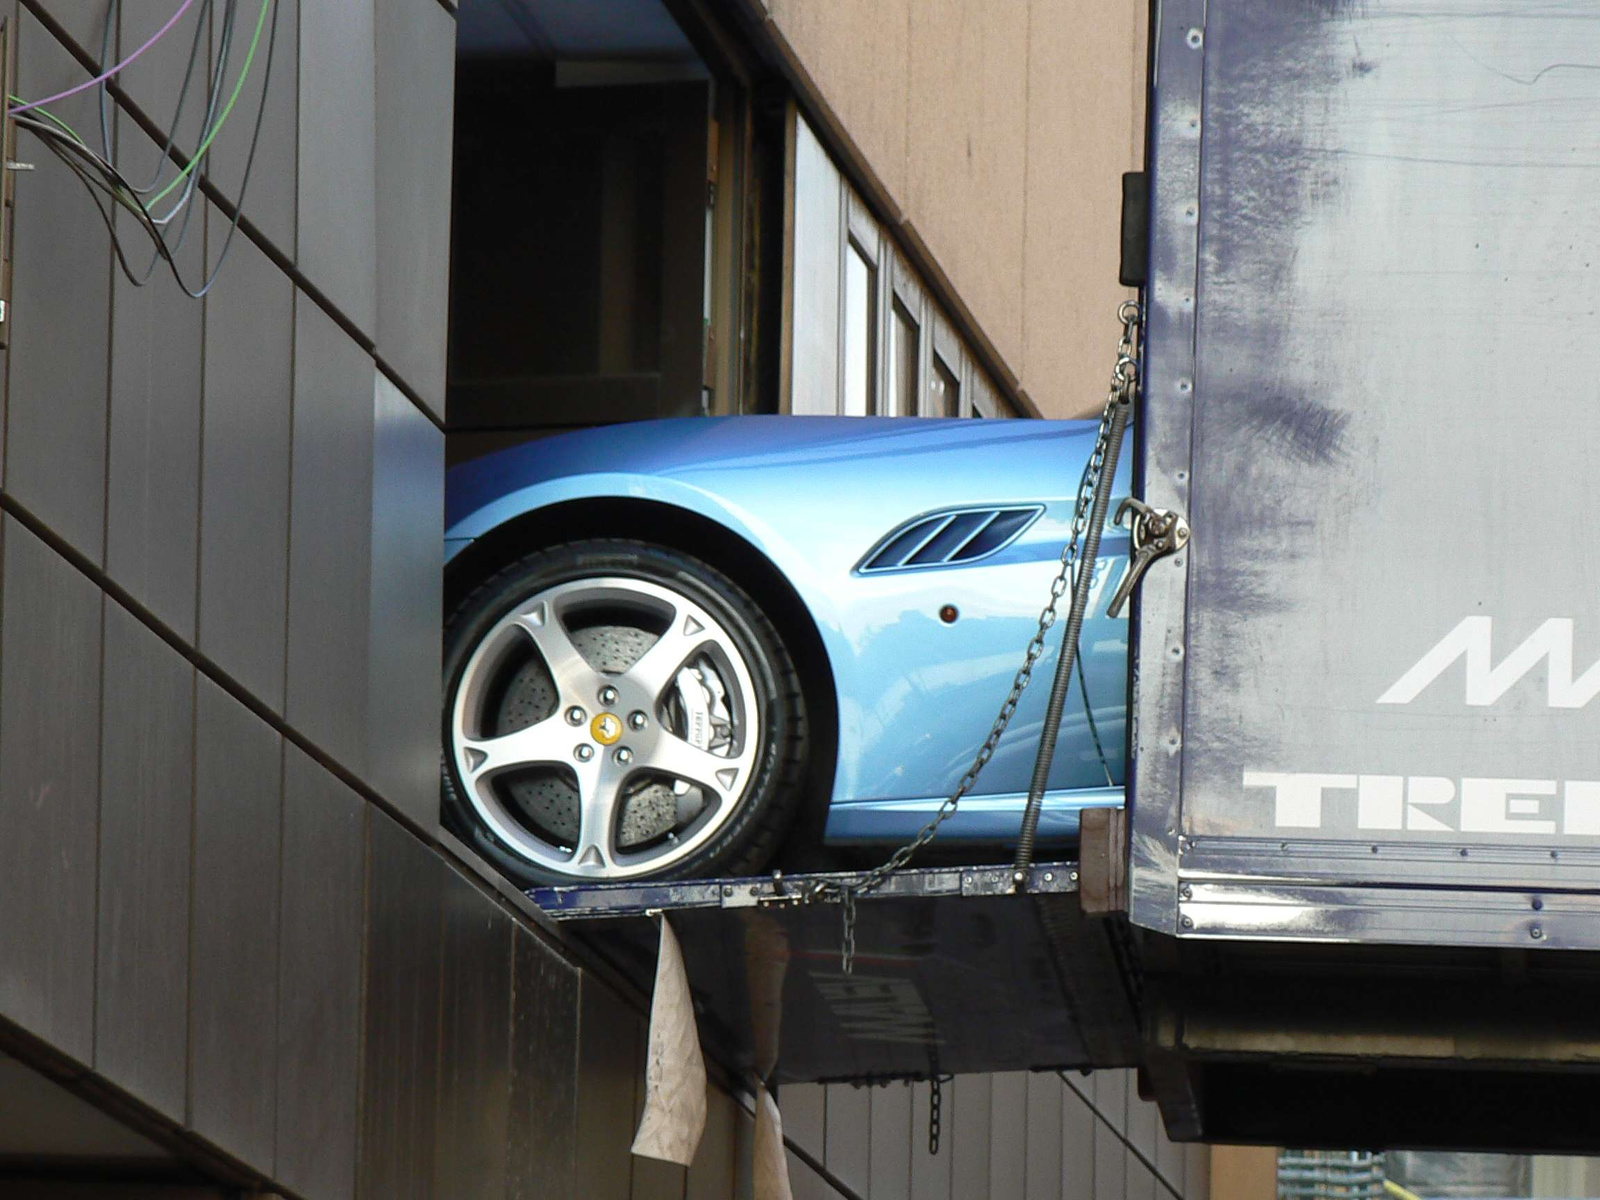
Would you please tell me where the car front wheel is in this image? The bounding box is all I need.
[442,538,807,886]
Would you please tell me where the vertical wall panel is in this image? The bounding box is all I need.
[209,0,299,256]
[507,926,580,1200]
[433,868,512,1200]
[297,0,377,334]
[276,745,365,1200]
[788,1150,829,1200]
[733,1099,756,1200]
[788,116,842,415]
[779,1082,826,1157]
[116,0,205,156]
[106,121,203,639]
[7,11,111,561]
[1024,1072,1064,1200]
[1126,1153,1163,1200]
[373,0,454,417]
[869,1083,913,1200]
[1184,1145,1210,1200]
[989,1073,1029,1200]
[1092,1073,1127,1200]
[367,374,442,826]
[1062,1081,1096,1200]
[823,1083,869,1194]
[909,1082,952,1200]
[199,218,293,710]
[1125,1073,1160,1200]
[1155,1124,1188,1200]
[287,298,373,777]
[95,603,194,1121]
[0,518,101,1062]
[360,811,444,1200]
[687,1085,740,1200]
[949,1075,992,1200]
[576,977,641,1199]
[189,676,282,1168]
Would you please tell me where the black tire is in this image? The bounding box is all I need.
[442,538,808,886]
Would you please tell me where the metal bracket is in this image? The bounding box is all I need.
[1107,497,1190,618]
[1079,806,1130,916]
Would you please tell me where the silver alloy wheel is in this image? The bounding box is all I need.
[449,576,762,880]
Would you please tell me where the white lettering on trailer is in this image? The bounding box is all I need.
[1378,616,1600,707]
[1243,770,1600,836]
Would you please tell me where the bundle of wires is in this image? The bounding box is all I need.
[8,0,277,298]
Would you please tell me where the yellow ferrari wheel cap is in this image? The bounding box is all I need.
[591,712,623,746]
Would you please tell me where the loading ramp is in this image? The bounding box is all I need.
[532,858,1143,1085]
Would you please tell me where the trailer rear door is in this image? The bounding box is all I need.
[1133,0,1600,949]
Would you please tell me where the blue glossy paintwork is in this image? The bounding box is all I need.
[446,416,1130,846]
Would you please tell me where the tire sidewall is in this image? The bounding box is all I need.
[442,539,801,886]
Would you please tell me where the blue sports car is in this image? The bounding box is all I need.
[443,417,1131,884]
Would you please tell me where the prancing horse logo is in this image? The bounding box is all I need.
[591,713,623,745]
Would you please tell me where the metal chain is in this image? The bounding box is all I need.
[928,1073,944,1154]
[813,301,1143,972]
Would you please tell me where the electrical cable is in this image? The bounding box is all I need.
[8,0,199,115]
[146,0,269,206]
[9,94,87,146]
[98,0,214,191]
[12,0,276,297]
[150,0,237,229]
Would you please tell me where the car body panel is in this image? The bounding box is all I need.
[446,416,1130,847]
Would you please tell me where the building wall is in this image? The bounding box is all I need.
[745,0,1148,419]
[781,1069,1208,1200]
[0,4,1000,1197]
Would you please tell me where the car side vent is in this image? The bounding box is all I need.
[859,506,1044,573]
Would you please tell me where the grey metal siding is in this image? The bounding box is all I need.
[208,0,299,256]
[367,373,444,827]
[577,976,644,1199]
[286,297,376,779]
[434,868,513,1200]
[508,924,581,1200]
[106,173,203,639]
[777,1066,1206,1200]
[6,10,111,563]
[359,810,445,1200]
[276,744,367,1200]
[868,1082,912,1200]
[296,0,377,335]
[373,0,454,420]
[1025,1069,1064,1200]
[0,516,102,1063]
[95,601,195,1122]
[189,676,283,1169]
[197,220,294,711]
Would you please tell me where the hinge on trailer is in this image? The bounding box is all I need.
[1119,171,1150,288]
[1079,806,1129,916]
[1106,498,1190,618]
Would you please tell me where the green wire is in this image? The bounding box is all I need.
[9,93,151,220]
[147,0,269,205]
[8,94,85,145]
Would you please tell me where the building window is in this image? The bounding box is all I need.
[888,299,919,417]
[929,353,959,417]
[787,112,1013,420]
[842,240,876,415]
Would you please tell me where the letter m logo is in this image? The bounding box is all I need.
[1378,617,1600,708]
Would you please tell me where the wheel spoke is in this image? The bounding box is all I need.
[461,715,572,783]
[627,605,716,700]
[648,734,753,802]
[512,600,590,686]
[573,765,624,872]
